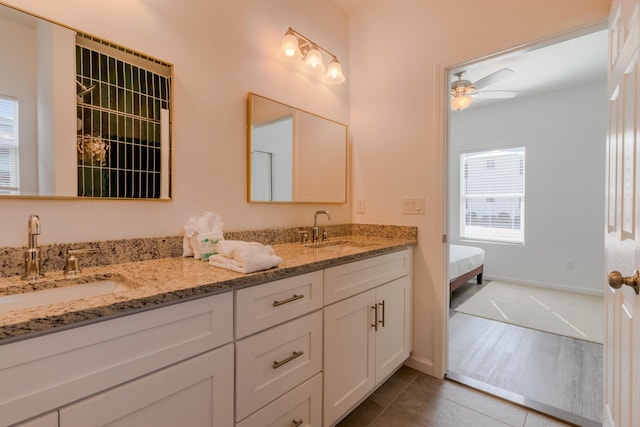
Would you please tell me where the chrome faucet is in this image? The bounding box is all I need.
[22,214,44,280]
[313,210,332,243]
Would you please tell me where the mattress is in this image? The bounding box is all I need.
[449,245,485,281]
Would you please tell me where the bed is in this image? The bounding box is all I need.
[449,244,485,294]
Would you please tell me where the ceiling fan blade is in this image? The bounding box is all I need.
[473,68,514,90]
[474,90,518,99]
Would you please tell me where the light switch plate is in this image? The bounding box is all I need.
[402,196,425,214]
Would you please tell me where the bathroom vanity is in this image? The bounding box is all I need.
[0,237,414,427]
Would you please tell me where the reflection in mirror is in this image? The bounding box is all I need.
[0,3,172,199]
[247,93,347,203]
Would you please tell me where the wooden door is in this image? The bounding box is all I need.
[605,1,640,426]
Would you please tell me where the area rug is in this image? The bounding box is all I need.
[454,281,604,344]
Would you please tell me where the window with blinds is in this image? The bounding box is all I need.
[460,147,525,244]
[0,96,19,194]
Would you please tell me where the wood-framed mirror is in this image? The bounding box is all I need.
[0,2,173,199]
[247,92,347,203]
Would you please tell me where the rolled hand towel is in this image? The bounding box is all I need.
[208,240,282,274]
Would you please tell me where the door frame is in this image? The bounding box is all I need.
[435,19,608,379]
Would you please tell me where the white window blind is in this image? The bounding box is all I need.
[460,147,525,244]
[0,96,19,194]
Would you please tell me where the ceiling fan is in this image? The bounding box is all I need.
[450,68,518,111]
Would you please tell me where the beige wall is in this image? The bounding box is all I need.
[347,0,610,376]
[0,0,350,246]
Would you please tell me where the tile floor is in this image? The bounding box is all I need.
[336,366,573,427]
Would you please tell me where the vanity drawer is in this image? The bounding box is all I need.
[235,310,322,421]
[324,249,411,305]
[235,271,323,339]
[236,373,321,427]
[235,270,323,339]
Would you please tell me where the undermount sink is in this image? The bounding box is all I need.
[304,239,376,249]
[0,276,132,315]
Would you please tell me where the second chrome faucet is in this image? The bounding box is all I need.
[313,210,331,243]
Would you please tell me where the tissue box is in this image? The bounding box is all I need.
[197,232,223,260]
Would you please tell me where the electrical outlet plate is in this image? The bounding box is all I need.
[402,197,425,214]
[356,199,366,214]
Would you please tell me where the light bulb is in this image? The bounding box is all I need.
[325,57,345,84]
[304,45,325,73]
[451,94,473,111]
[279,31,301,59]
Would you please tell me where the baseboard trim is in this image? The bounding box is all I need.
[483,274,604,296]
[446,372,602,427]
[405,355,434,376]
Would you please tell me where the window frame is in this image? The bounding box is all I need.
[0,95,19,194]
[459,146,526,245]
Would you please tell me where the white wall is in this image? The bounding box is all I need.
[347,0,609,377]
[450,82,606,294]
[0,0,350,246]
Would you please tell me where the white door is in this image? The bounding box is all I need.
[605,1,640,426]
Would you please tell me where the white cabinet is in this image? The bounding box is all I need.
[323,249,412,427]
[59,344,234,427]
[3,247,413,427]
[1,292,234,426]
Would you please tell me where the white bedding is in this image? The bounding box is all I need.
[449,245,485,281]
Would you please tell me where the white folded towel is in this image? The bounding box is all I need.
[208,240,282,274]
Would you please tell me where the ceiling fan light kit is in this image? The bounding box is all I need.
[449,68,518,111]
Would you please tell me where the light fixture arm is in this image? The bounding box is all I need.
[286,27,338,60]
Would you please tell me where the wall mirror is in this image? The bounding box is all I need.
[247,93,347,203]
[0,2,173,199]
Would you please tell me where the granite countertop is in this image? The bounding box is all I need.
[0,235,415,343]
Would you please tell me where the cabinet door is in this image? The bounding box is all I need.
[59,344,234,427]
[375,276,411,382]
[323,290,376,427]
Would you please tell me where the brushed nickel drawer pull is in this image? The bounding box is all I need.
[291,419,304,427]
[273,294,304,307]
[371,304,378,331]
[379,300,386,327]
[273,350,304,369]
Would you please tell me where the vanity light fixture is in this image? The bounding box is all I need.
[279,27,345,84]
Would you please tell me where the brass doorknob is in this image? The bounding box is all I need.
[608,270,640,295]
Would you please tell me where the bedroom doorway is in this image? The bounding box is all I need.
[445,26,606,427]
